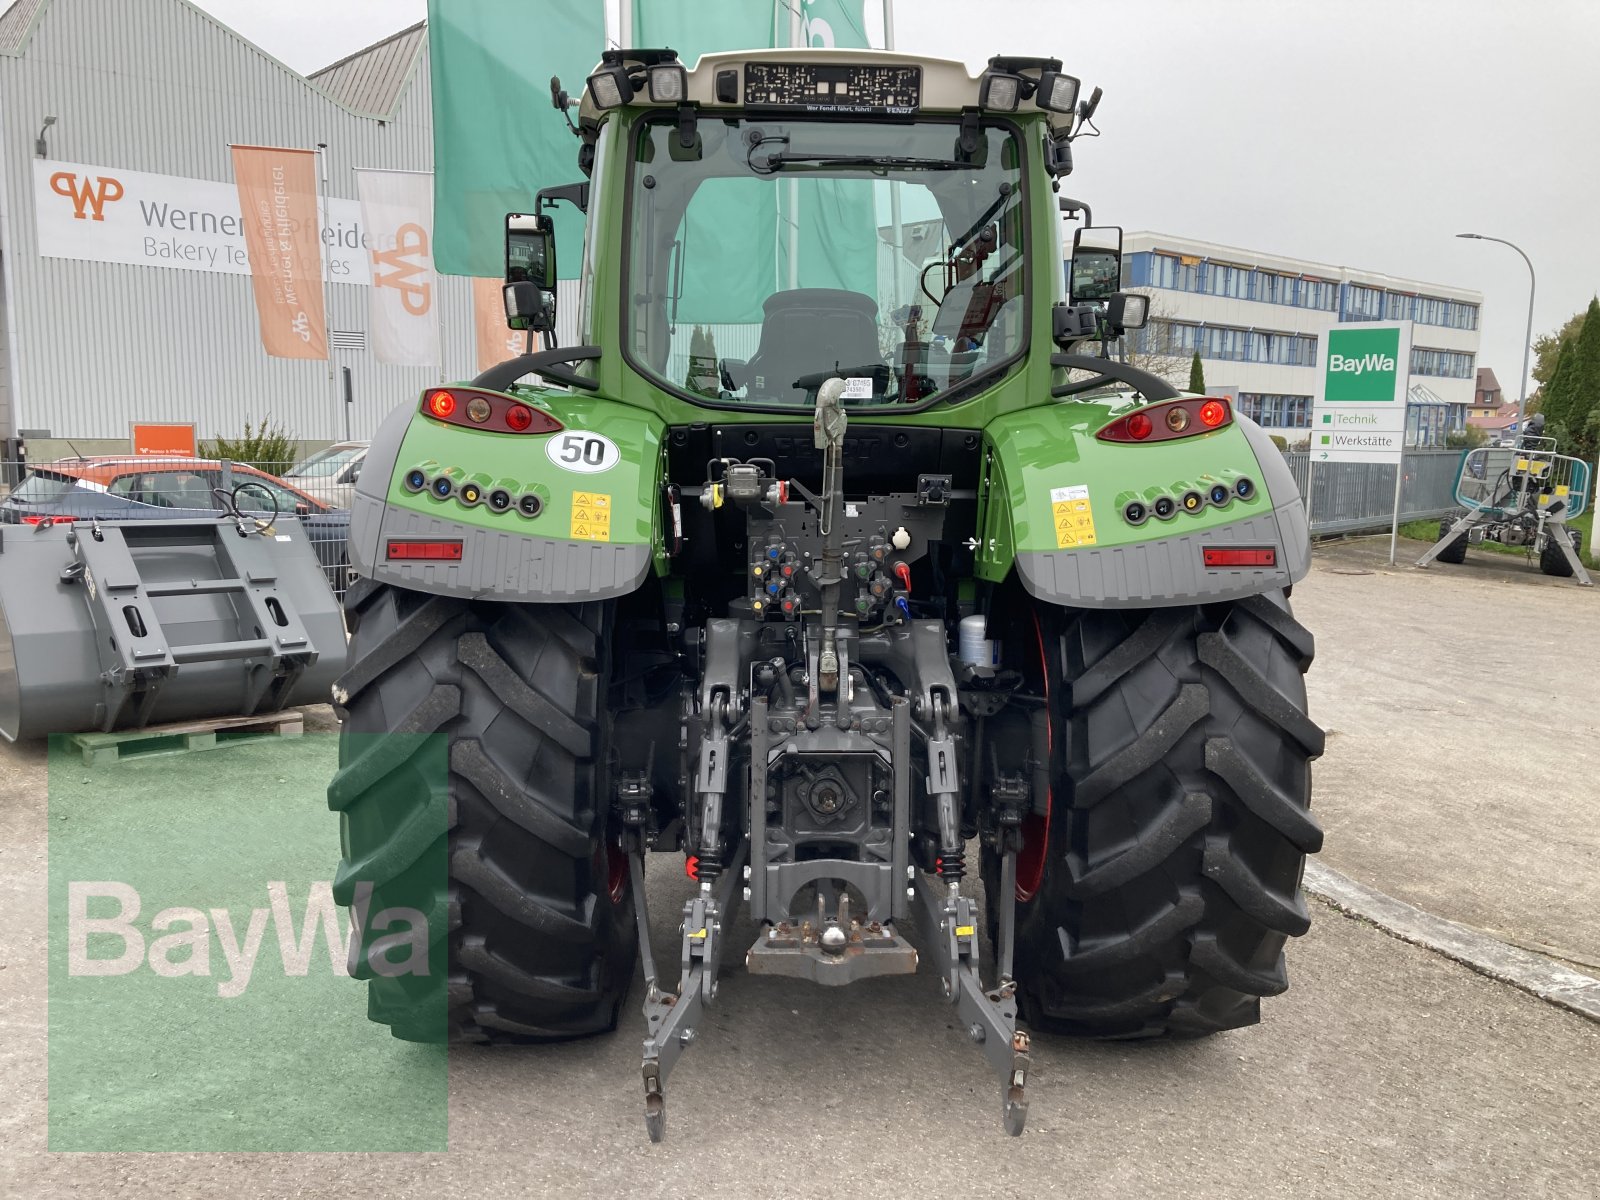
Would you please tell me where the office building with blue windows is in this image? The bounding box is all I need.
[1119,233,1482,445]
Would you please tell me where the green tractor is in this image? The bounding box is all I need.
[330,46,1324,1139]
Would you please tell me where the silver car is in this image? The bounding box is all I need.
[284,441,369,509]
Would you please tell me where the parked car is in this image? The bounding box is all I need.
[283,441,369,509]
[0,457,352,595]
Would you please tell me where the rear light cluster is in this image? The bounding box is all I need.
[1120,475,1256,526]
[402,464,544,519]
[421,388,562,436]
[1098,397,1232,444]
[1203,547,1277,568]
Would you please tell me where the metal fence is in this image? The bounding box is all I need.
[1283,448,1463,536]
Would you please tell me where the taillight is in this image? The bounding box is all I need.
[420,388,562,435]
[22,515,73,526]
[1098,397,1234,444]
[387,539,464,561]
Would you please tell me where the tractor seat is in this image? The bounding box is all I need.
[738,289,884,404]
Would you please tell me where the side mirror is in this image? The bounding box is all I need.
[505,211,556,333]
[504,282,556,333]
[1069,225,1124,303]
[505,212,555,288]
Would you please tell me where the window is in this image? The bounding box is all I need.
[1239,392,1314,428]
[1411,347,1474,379]
[1204,263,1248,299]
[1150,253,1201,292]
[1344,284,1383,321]
[1143,322,1316,367]
[110,471,215,510]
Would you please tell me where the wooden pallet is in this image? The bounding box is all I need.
[67,709,304,766]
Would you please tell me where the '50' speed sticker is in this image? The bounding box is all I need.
[546,430,620,474]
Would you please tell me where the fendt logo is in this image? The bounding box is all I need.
[371,222,433,315]
[1328,352,1397,375]
[49,171,125,221]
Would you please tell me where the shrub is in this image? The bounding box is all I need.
[199,418,297,476]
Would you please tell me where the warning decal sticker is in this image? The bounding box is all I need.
[1049,484,1097,549]
[569,491,612,542]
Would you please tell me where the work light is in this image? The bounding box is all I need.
[978,70,1022,112]
[647,63,687,103]
[587,65,633,109]
[1035,70,1080,114]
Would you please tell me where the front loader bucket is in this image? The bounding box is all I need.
[0,519,347,741]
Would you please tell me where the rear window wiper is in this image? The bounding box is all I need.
[755,153,965,174]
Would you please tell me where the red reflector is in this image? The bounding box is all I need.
[1126,412,1153,440]
[685,855,700,881]
[505,404,534,431]
[22,515,72,525]
[386,539,464,561]
[1203,547,1277,568]
[1200,399,1229,427]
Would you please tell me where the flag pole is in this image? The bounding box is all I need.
[316,142,339,436]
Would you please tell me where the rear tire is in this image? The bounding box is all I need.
[329,579,636,1042]
[999,592,1324,1039]
[1436,512,1468,564]
[1539,528,1581,577]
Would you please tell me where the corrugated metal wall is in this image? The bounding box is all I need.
[0,0,554,443]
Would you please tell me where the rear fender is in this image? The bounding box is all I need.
[349,386,665,601]
[977,400,1309,608]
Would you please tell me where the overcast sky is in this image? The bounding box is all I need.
[188,0,1600,395]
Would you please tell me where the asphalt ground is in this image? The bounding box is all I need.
[1296,533,1600,971]
[2,536,1598,1197]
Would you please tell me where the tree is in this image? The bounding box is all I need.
[1187,351,1205,394]
[1533,309,1588,387]
[1539,339,1577,437]
[199,418,297,476]
[1565,296,1600,461]
[1114,301,1194,387]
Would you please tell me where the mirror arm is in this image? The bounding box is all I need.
[472,346,602,393]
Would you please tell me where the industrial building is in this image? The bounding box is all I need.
[1122,232,1483,445]
[0,0,482,460]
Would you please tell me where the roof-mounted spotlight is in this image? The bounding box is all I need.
[1035,70,1081,115]
[647,62,687,103]
[978,69,1023,112]
[586,63,634,109]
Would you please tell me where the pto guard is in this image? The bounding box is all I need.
[348,391,660,602]
[0,518,346,741]
[985,406,1310,609]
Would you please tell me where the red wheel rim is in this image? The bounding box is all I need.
[1015,606,1052,903]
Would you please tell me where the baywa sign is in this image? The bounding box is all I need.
[1323,326,1405,404]
[35,158,379,282]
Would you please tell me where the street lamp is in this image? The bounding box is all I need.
[35,115,56,158]
[1455,233,1535,444]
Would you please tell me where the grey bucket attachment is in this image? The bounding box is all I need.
[0,519,347,741]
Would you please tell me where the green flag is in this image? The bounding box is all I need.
[428,0,604,278]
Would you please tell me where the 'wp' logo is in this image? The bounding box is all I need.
[371,222,433,316]
[50,171,125,221]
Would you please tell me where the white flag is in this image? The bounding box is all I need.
[355,168,439,367]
